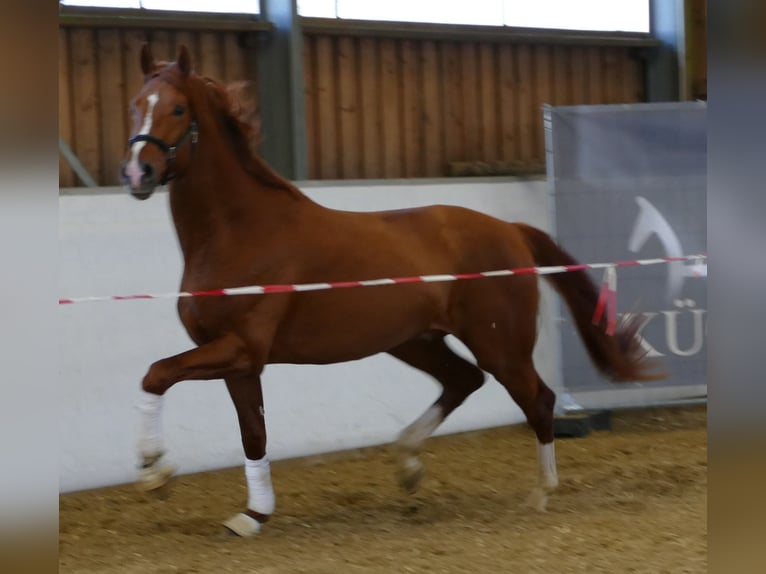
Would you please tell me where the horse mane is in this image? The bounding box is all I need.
[200,78,261,161]
[156,63,302,196]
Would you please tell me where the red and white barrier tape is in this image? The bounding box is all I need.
[59,254,706,306]
[592,266,618,335]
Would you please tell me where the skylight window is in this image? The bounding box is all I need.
[60,0,260,14]
[61,1,650,33]
[298,0,650,33]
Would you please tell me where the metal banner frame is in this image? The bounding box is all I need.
[545,102,707,412]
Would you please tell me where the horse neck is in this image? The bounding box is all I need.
[167,121,311,261]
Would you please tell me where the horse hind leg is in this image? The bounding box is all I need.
[387,332,486,494]
[481,358,558,511]
[508,367,558,512]
[455,286,558,511]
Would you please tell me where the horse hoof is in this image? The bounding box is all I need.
[525,487,549,512]
[398,457,424,495]
[222,513,262,537]
[136,462,176,493]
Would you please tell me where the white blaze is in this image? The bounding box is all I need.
[125,92,159,188]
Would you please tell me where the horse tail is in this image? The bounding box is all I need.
[516,223,664,382]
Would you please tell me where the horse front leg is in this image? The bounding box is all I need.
[220,376,273,537]
[137,333,253,493]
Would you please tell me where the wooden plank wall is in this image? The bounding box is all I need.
[59,26,646,186]
[303,36,644,179]
[59,27,255,187]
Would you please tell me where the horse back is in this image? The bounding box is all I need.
[370,204,535,273]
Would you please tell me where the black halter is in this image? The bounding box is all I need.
[128,121,199,184]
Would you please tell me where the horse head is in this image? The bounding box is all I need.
[121,44,198,200]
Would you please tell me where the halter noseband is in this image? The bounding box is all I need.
[128,121,199,184]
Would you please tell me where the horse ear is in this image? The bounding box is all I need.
[177,45,192,77]
[140,43,155,80]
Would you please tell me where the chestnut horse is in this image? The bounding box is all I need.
[121,44,659,536]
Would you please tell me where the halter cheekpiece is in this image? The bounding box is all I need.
[128,120,199,184]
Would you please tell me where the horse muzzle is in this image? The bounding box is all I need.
[121,160,158,200]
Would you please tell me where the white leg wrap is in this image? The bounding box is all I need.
[138,391,164,457]
[399,405,443,451]
[537,441,559,490]
[245,456,275,515]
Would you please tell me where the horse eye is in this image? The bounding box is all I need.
[173,104,185,116]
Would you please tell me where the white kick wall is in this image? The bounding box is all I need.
[59,178,561,493]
